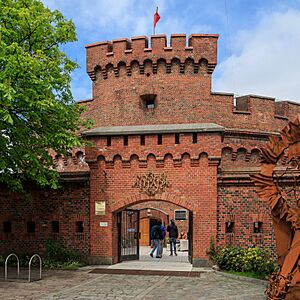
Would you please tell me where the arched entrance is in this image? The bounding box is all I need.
[114,198,193,264]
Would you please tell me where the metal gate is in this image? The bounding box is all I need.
[188,211,193,264]
[118,209,140,261]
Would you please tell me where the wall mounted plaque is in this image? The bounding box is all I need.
[95,201,106,215]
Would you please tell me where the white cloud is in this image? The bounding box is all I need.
[213,9,300,102]
[43,0,166,35]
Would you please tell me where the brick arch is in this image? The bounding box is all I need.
[184,57,194,75]
[157,58,167,74]
[199,152,208,160]
[181,152,191,159]
[171,57,181,73]
[94,65,102,81]
[130,60,140,75]
[236,147,248,161]
[117,61,127,77]
[111,192,194,213]
[113,154,122,162]
[199,58,208,74]
[143,59,153,75]
[106,63,114,78]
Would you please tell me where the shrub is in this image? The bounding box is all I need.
[44,239,85,269]
[207,236,217,261]
[46,239,81,262]
[214,246,278,278]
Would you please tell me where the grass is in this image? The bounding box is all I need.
[225,270,266,280]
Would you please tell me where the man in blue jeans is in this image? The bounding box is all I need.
[167,219,178,256]
[150,221,163,258]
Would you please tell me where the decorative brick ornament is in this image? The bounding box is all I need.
[133,171,170,196]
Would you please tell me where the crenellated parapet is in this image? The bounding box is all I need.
[85,34,218,81]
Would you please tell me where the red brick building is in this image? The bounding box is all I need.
[1,33,300,266]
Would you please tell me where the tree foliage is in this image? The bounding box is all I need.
[0,0,91,193]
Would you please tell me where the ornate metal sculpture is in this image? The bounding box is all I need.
[251,117,300,300]
[133,171,170,196]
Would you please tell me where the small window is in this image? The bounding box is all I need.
[140,94,157,109]
[123,136,128,146]
[192,133,197,144]
[3,221,12,233]
[52,221,59,233]
[27,221,35,233]
[107,136,111,147]
[175,133,180,144]
[140,135,145,145]
[225,222,234,233]
[157,134,162,145]
[76,221,84,233]
[253,222,263,234]
[174,210,187,220]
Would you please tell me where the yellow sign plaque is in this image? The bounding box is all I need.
[95,201,106,215]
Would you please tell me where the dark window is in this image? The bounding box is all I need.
[123,136,128,146]
[51,221,59,233]
[174,210,187,220]
[157,134,162,145]
[225,222,234,233]
[140,94,157,109]
[145,98,155,109]
[175,133,180,144]
[3,221,12,233]
[27,221,35,233]
[140,135,145,145]
[192,133,197,144]
[76,221,84,233]
[107,136,111,147]
[253,222,263,234]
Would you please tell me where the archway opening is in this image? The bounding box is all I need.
[114,200,192,264]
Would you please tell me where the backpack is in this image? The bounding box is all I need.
[152,225,163,240]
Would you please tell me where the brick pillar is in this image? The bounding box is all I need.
[192,156,220,267]
[87,158,113,264]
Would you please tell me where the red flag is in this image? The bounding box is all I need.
[154,7,160,29]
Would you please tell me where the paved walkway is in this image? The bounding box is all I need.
[0,247,267,299]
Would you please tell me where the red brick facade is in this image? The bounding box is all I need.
[1,33,300,266]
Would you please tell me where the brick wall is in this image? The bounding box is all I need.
[0,180,90,258]
[217,185,276,254]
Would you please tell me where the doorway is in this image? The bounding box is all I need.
[117,209,140,261]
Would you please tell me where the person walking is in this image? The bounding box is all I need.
[167,219,178,256]
[160,222,166,256]
[150,221,163,258]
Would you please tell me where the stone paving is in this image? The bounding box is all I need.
[0,248,267,299]
[0,268,266,300]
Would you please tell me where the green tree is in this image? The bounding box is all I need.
[0,0,91,193]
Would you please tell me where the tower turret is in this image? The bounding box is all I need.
[85,34,218,127]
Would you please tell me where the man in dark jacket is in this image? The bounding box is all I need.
[167,219,178,256]
[150,221,163,258]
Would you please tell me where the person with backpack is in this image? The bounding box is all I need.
[150,220,163,258]
[167,219,178,256]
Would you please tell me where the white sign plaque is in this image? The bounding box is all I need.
[100,222,108,227]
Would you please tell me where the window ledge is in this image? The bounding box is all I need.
[233,110,251,115]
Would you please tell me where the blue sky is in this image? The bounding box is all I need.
[42,0,300,102]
